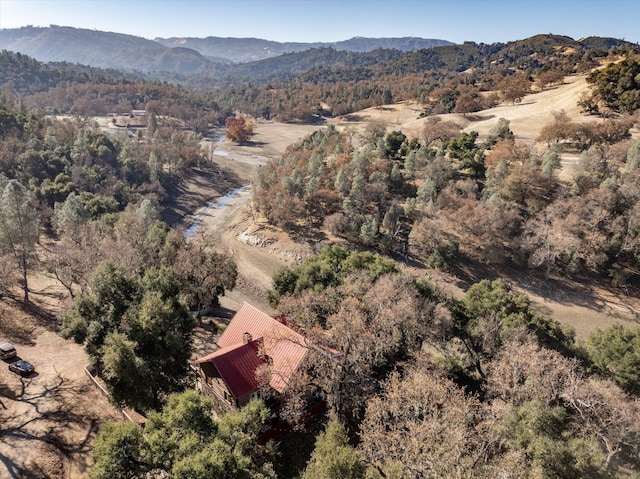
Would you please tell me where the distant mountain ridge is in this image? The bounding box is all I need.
[0,25,452,73]
[153,35,453,62]
[0,26,212,73]
[0,26,636,86]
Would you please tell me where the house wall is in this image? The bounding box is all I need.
[196,368,236,413]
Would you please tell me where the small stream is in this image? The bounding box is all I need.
[184,185,251,239]
[185,132,253,238]
[210,134,228,156]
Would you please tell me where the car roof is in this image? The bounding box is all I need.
[0,342,15,349]
[12,360,32,366]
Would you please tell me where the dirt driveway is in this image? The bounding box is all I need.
[0,297,121,479]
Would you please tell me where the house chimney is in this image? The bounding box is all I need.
[243,332,252,344]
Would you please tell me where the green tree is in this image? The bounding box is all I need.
[334,169,350,196]
[586,324,640,395]
[585,58,640,114]
[541,144,562,185]
[0,175,40,302]
[447,131,485,178]
[302,419,365,479]
[626,139,640,172]
[171,441,241,479]
[148,151,160,184]
[494,400,609,479]
[90,421,147,479]
[267,245,398,305]
[62,262,195,411]
[453,279,574,379]
[91,393,276,479]
[384,130,406,159]
[52,191,90,242]
[143,390,218,473]
[101,332,150,409]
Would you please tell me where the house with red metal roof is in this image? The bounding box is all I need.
[195,302,309,411]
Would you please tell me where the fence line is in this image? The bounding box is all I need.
[84,365,144,424]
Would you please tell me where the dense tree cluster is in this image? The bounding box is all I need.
[91,391,276,479]
[0,51,230,124]
[65,261,194,411]
[253,113,639,285]
[58,204,236,411]
[247,245,640,478]
[580,58,640,114]
[4,36,638,125]
[0,174,39,301]
[268,261,640,477]
[0,102,235,412]
[0,101,211,227]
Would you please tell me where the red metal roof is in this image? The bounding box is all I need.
[197,340,265,399]
[209,302,309,393]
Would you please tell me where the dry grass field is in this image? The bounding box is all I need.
[328,74,598,139]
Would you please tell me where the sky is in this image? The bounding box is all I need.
[1,0,638,45]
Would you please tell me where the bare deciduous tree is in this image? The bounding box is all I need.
[359,367,485,479]
[562,377,640,469]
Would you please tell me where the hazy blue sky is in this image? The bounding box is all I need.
[1,0,638,45]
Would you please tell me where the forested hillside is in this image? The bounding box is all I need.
[253,107,639,284]
[2,33,637,122]
[0,32,640,479]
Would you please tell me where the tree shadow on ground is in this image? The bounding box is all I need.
[240,140,267,147]
[1,368,114,478]
[0,454,21,479]
[207,305,236,323]
[465,113,495,122]
[446,259,640,324]
[160,165,245,227]
[287,227,329,253]
[0,301,38,345]
[19,299,58,331]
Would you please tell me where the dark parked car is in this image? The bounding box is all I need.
[0,342,17,360]
[9,360,34,377]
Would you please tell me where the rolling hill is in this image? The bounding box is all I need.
[0,26,452,74]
